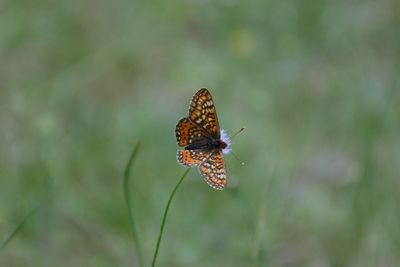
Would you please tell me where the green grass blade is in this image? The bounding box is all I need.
[0,208,37,253]
[123,141,144,267]
[151,168,191,267]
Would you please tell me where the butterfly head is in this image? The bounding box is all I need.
[220,129,232,155]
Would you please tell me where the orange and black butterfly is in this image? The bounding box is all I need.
[175,88,231,190]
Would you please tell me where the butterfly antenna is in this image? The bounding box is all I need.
[231,150,245,166]
[228,127,245,165]
[230,127,245,139]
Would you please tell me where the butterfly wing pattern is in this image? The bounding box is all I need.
[199,150,226,190]
[177,149,212,167]
[188,88,220,138]
[175,88,228,190]
[175,118,209,147]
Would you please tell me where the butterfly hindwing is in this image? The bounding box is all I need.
[189,88,220,138]
[199,150,226,190]
[177,149,211,167]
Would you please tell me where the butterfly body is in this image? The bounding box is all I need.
[185,137,227,151]
[175,88,230,190]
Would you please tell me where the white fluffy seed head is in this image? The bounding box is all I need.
[220,128,232,155]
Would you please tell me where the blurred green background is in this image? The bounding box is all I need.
[1,0,399,266]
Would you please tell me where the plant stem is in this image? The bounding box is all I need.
[0,207,37,253]
[151,168,191,267]
[123,141,144,267]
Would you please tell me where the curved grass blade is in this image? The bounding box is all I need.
[123,141,144,267]
[0,207,37,253]
[151,168,191,267]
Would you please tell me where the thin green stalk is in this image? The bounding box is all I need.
[151,168,191,267]
[0,208,37,253]
[123,141,144,267]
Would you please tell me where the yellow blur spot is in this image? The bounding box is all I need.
[228,27,255,57]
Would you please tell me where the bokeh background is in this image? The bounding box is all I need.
[1,0,399,266]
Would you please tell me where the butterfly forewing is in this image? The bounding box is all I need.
[177,150,211,167]
[189,88,220,138]
[199,150,226,190]
[175,118,209,147]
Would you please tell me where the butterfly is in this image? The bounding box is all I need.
[175,88,231,190]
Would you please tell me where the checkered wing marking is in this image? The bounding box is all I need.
[199,150,226,190]
[177,150,211,167]
[189,88,220,138]
[175,118,209,147]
